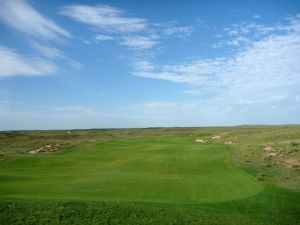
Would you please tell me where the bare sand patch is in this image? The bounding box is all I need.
[211,135,222,140]
[268,152,277,157]
[264,146,275,152]
[194,135,235,145]
[284,158,300,168]
[194,138,207,143]
[263,146,278,157]
[29,144,60,154]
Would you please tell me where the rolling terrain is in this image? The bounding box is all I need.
[0,126,299,224]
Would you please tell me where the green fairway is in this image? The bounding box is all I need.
[0,136,262,203]
[1,127,299,225]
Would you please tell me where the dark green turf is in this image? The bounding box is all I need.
[0,186,299,225]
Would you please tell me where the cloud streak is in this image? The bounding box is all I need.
[95,34,114,41]
[30,42,81,69]
[133,16,300,109]
[59,4,147,33]
[0,45,57,78]
[121,35,159,50]
[0,0,70,40]
[0,0,81,77]
[60,3,196,51]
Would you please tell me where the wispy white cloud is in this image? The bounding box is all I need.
[60,4,160,51]
[133,15,300,110]
[154,21,195,38]
[133,57,227,86]
[162,26,194,37]
[30,42,81,69]
[82,39,91,45]
[226,36,251,46]
[121,35,159,50]
[30,41,66,60]
[253,14,261,19]
[134,61,157,71]
[95,34,114,41]
[0,0,70,40]
[225,22,277,36]
[60,3,196,51]
[0,45,57,78]
[286,14,300,33]
[215,18,298,48]
[0,0,80,77]
[59,4,147,33]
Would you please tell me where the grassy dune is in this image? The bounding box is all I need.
[0,126,299,224]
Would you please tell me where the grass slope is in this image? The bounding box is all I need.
[0,136,262,203]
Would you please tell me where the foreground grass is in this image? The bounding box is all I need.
[1,186,299,225]
[0,126,299,224]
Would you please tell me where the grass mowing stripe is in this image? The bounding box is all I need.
[0,136,262,203]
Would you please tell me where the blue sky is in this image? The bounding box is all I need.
[0,0,300,130]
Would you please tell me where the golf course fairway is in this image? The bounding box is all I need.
[0,136,263,203]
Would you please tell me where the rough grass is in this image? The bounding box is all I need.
[0,186,299,225]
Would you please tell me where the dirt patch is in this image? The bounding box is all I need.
[263,146,278,157]
[284,158,300,168]
[0,154,4,161]
[194,138,207,143]
[264,146,275,152]
[211,135,222,140]
[28,143,62,154]
[268,152,277,157]
[194,135,235,145]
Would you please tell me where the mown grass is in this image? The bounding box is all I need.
[0,126,299,224]
[0,136,262,203]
